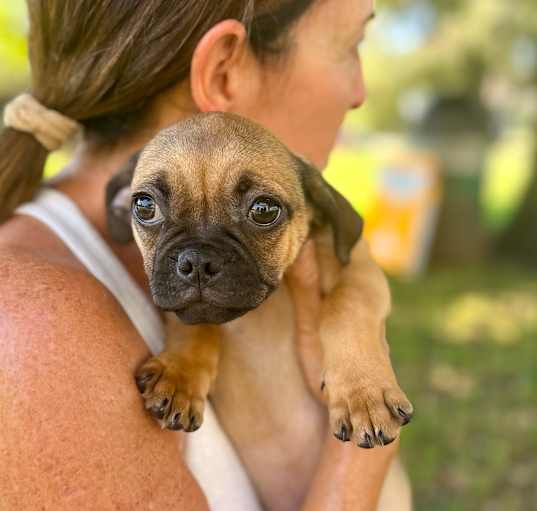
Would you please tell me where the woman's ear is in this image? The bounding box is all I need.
[190,20,257,113]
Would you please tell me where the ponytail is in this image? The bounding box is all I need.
[0,127,48,222]
[1,92,81,221]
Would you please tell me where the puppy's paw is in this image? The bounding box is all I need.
[325,374,413,448]
[135,353,210,432]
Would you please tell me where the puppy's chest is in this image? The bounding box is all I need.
[211,283,325,509]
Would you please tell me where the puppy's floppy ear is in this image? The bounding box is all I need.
[105,153,139,244]
[294,155,363,265]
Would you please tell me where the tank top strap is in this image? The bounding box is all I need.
[16,187,165,354]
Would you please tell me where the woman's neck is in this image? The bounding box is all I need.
[53,134,152,292]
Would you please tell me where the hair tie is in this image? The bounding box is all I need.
[3,93,81,151]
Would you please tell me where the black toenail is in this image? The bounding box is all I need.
[384,435,395,445]
[377,430,385,446]
[150,399,169,419]
[186,414,201,432]
[334,423,350,442]
[377,430,395,446]
[135,373,154,394]
[168,413,183,430]
[358,432,374,449]
[398,407,412,425]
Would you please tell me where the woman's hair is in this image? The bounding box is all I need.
[0,0,316,222]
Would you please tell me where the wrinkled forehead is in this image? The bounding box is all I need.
[131,118,303,201]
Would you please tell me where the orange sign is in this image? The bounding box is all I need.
[364,152,441,277]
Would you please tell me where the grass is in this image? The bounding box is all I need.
[389,264,537,511]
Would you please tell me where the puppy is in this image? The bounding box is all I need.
[107,112,413,503]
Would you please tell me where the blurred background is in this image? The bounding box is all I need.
[1,1,536,509]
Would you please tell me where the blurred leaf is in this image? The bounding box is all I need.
[0,3,29,96]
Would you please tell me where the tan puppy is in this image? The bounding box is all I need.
[107,112,413,503]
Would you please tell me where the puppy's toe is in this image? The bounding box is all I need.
[167,410,183,431]
[347,405,375,448]
[365,398,400,446]
[145,394,172,420]
[375,429,396,446]
[330,405,352,442]
[165,394,205,432]
[165,394,190,431]
[326,375,414,449]
[187,398,205,432]
[135,354,209,432]
[384,388,414,425]
[357,431,376,449]
[135,358,164,394]
[143,371,179,421]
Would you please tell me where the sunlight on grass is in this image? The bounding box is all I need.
[437,290,537,345]
[389,265,537,511]
[429,364,476,399]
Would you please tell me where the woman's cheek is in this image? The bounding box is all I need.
[349,56,366,107]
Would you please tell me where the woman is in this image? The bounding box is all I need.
[0,0,411,509]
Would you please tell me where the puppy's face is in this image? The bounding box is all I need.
[130,114,311,324]
[108,113,362,324]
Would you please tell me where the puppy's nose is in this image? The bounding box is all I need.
[176,248,223,286]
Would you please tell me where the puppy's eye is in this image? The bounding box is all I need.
[248,197,281,226]
[132,195,162,225]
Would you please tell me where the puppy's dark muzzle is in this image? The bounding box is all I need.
[151,234,277,324]
[176,247,224,287]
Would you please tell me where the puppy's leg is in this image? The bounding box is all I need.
[135,315,220,432]
[316,235,414,448]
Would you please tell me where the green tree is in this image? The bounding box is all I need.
[0,3,28,99]
[355,0,537,263]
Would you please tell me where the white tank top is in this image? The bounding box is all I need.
[17,188,262,511]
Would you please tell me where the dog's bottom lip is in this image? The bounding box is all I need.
[174,302,250,314]
[154,284,274,312]
[173,301,253,325]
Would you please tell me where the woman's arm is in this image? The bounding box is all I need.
[301,436,399,511]
[0,248,209,510]
[287,240,406,511]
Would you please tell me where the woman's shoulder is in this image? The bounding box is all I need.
[0,213,154,385]
[0,214,137,353]
[0,235,145,363]
[0,211,86,274]
[0,217,208,510]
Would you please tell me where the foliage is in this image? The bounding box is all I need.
[480,128,535,232]
[0,3,28,97]
[354,0,537,132]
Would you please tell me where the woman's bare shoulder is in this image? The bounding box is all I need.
[0,245,208,510]
[0,241,145,373]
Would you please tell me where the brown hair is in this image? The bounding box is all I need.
[0,0,316,222]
